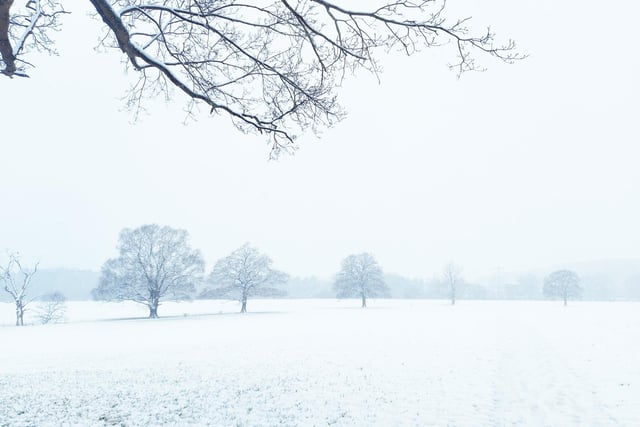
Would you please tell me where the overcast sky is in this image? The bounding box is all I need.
[1,0,638,281]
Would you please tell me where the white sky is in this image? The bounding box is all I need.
[1,0,638,281]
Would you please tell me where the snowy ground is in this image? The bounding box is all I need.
[1,299,638,426]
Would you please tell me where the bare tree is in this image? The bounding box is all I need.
[543,269,582,306]
[443,262,462,305]
[35,291,67,324]
[92,224,204,318]
[1,1,522,154]
[334,253,388,308]
[204,243,288,313]
[0,253,39,326]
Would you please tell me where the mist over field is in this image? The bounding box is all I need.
[4,259,638,304]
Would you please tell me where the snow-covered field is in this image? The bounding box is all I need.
[1,299,638,426]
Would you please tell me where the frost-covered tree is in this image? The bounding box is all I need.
[1,0,521,154]
[334,253,388,308]
[443,262,462,305]
[543,269,582,306]
[0,253,38,326]
[93,224,204,318]
[204,243,288,313]
[35,291,67,324]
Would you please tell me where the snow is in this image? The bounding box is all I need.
[1,299,638,426]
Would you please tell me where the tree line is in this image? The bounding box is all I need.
[2,223,584,325]
[89,224,390,317]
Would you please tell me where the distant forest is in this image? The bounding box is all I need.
[3,260,639,302]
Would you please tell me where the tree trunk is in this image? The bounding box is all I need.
[15,299,24,326]
[149,301,159,318]
[0,0,16,76]
[240,299,247,313]
[451,287,456,305]
[563,296,567,306]
[361,295,367,308]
